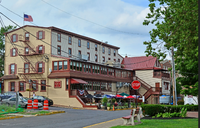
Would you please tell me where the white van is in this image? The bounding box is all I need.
[184,95,198,105]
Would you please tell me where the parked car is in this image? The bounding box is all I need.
[2,96,43,108]
[31,96,53,106]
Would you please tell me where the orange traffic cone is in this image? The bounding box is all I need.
[113,105,115,111]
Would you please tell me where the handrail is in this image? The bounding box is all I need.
[135,76,151,89]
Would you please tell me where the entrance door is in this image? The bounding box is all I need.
[155,83,160,92]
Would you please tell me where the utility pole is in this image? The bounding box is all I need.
[171,46,177,105]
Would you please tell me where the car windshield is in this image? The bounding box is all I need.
[43,96,49,99]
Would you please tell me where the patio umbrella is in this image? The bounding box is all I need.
[94,94,102,99]
[119,92,129,97]
[86,94,93,99]
[126,95,136,99]
[115,94,124,98]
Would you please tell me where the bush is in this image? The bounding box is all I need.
[177,100,184,105]
[141,104,198,116]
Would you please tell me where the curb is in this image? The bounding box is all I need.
[35,111,65,116]
[107,108,133,111]
[0,116,23,120]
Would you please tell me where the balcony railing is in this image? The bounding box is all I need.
[18,68,44,74]
[154,71,170,78]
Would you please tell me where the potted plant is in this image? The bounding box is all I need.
[107,103,111,110]
[102,97,108,110]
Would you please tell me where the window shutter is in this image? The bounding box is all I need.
[42,31,45,39]
[36,32,39,39]
[16,48,18,56]
[9,64,11,74]
[35,62,38,72]
[42,62,45,73]
[15,64,17,74]
[24,82,26,91]
[10,49,12,57]
[36,80,38,91]
[8,82,11,91]
[11,35,13,43]
[42,46,45,54]
[15,82,18,92]
[36,46,39,53]
[16,34,18,42]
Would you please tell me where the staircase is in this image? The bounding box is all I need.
[134,76,162,101]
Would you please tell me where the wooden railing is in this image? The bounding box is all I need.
[162,73,170,78]
[143,87,162,100]
[135,76,151,90]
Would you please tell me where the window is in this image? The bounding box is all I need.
[87,42,90,49]
[25,47,29,54]
[32,80,37,91]
[38,63,42,72]
[78,50,81,55]
[102,47,105,53]
[11,82,15,91]
[102,56,105,62]
[57,45,61,55]
[12,34,17,42]
[39,46,43,53]
[54,62,57,70]
[24,63,29,73]
[118,59,120,62]
[87,52,90,61]
[68,48,72,57]
[78,39,81,47]
[114,59,116,62]
[19,82,25,91]
[164,82,169,90]
[25,33,29,41]
[95,55,98,62]
[108,58,110,60]
[108,48,111,55]
[59,61,63,70]
[12,48,16,56]
[68,36,72,44]
[39,31,43,39]
[95,44,97,51]
[57,33,61,42]
[10,64,15,74]
[41,80,46,91]
[64,61,68,70]
[114,50,116,56]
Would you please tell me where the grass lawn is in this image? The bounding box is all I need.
[111,119,198,128]
[18,110,50,115]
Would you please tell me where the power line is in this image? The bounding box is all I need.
[41,0,144,35]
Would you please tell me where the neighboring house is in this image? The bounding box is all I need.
[122,56,171,104]
[1,25,133,109]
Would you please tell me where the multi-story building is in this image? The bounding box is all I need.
[122,56,171,104]
[1,25,133,108]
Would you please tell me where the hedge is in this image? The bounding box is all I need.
[141,104,198,116]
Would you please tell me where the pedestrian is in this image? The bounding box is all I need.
[33,92,36,97]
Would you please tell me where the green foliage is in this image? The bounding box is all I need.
[107,103,111,107]
[102,97,108,104]
[177,100,184,105]
[180,108,187,117]
[156,113,162,118]
[143,0,198,96]
[141,104,198,116]
[124,102,128,107]
[0,25,17,77]
[111,98,116,103]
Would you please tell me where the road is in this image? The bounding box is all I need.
[0,107,131,128]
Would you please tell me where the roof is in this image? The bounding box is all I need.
[5,25,120,49]
[121,56,162,70]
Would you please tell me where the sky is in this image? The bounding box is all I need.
[0,0,171,59]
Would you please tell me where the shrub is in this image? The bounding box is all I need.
[177,100,184,105]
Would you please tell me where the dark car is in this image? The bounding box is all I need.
[31,96,53,106]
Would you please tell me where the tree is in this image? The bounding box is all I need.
[143,0,198,96]
[0,25,17,77]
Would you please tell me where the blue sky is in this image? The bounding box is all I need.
[0,0,170,59]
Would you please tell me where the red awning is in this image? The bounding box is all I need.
[71,78,88,84]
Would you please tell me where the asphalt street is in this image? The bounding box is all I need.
[0,107,131,128]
